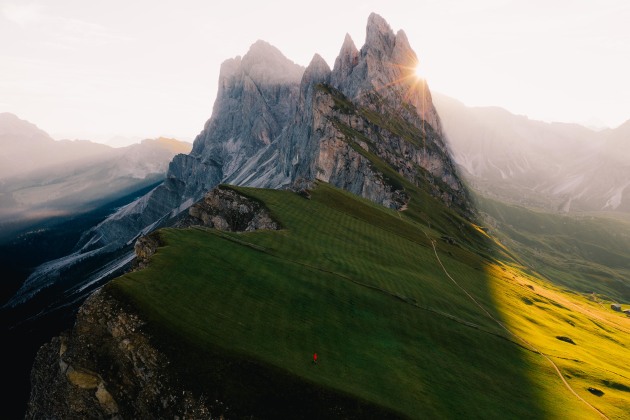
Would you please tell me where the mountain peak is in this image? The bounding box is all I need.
[218,40,304,87]
[365,13,395,51]
[0,112,52,142]
[392,29,417,69]
[341,33,358,53]
[240,40,304,84]
[304,54,331,81]
[0,112,20,121]
[331,34,359,86]
[329,14,440,132]
[366,13,394,37]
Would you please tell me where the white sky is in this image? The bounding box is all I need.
[1,0,629,143]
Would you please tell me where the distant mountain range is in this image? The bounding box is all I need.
[0,112,191,235]
[433,94,630,213]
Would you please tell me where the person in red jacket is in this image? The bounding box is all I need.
[313,352,318,364]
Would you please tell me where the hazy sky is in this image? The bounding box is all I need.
[1,0,629,143]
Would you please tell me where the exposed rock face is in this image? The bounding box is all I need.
[331,14,442,133]
[133,232,162,270]
[177,186,280,231]
[26,289,215,419]
[84,40,302,254]
[236,13,467,212]
[87,11,465,252]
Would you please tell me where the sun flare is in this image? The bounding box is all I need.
[414,64,424,79]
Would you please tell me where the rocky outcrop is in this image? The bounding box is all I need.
[177,186,280,231]
[133,232,163,270]
[26,289,217,419]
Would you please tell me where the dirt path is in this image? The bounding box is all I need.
[425,235,609,420]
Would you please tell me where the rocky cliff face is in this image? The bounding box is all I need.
[233,13,467,212]
[176,186,280,232]
[26,288,216,419]
[83,40,303,255]
[5,42,303,310]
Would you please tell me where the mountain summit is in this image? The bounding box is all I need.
[331,13,440,132]
[7,14,469,314]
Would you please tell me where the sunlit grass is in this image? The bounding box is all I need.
[485,262,630,419]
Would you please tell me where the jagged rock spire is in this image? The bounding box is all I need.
[329,13,441,133]
[303,53,331,86]
[365,12,396,54]
[331,34,359,87]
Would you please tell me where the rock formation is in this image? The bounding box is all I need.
[176,186,280,232]
[5,41,303,310]
[26,288,216,419]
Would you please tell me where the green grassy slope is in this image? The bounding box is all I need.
[476,194,630,302]
[109,182,630,418]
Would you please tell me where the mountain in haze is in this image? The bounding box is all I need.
[0,113,192,236]
[0,113,191,313]
[5,14,467,314]
[432,94,630,213]
[105,135,144,148]
[0,116,191,419]
[0,113,111,180]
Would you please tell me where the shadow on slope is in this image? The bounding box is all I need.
[475,194,630,302]
[108,181,553,418]
[0,182,161,419]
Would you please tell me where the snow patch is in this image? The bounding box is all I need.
[4,246,106,308]
[603,182,630,210]
[550,174,585,195]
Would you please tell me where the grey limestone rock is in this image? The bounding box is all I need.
[177,186,280,232]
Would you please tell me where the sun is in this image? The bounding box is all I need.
[414,64,424,80]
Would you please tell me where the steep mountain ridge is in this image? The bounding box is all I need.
[0,113,111,180]
[5,14,467,332]
[248,14,466,210]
